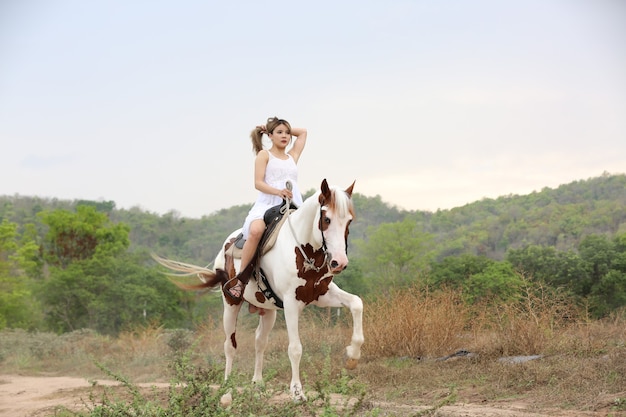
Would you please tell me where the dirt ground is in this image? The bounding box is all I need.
[0,374,171,417]
[0,374,622,417]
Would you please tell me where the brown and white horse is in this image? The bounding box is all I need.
[154,179,363,401]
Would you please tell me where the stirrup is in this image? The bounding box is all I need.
[223,277,243,303]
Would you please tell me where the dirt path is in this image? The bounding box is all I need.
[0,374,169,417]
[0,374,618,417]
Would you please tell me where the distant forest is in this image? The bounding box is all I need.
[1,172,625,333]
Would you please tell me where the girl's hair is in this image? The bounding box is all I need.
[250,117,292,154]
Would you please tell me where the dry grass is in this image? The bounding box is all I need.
[358,285,626,413]
[1,288,625,414]
[364,287,470,358]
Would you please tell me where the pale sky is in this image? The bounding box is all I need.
[1,0,625,218]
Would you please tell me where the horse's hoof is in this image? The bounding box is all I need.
[219,390,233,407]
[293,393,308,403]
[345,357,359,370]
[291,383,307,402]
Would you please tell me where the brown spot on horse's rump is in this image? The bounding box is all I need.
[224,238,237,278]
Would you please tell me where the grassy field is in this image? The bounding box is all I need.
[1,286,625,416]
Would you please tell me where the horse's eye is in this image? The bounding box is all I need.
[324,217,331,225]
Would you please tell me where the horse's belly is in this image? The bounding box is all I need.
[244,279,285,310]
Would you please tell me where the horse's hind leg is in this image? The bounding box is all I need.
[222,302,243,381]
[252,308,276,384]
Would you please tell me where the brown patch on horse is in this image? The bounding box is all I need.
[222,238,245,306]
[251,292,267,315]
[255,291,267,303]
[230,332,237,349]
[318,207,329,233]
[294,243,333,304]
[318,180,356,233]
[224,238,237,278]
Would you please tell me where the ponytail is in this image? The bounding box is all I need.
[250,127,264,154]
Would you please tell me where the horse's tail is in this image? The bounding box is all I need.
[151,253,227,291]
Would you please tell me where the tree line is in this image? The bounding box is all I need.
[1,173,624,334]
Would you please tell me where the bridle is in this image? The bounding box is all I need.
[285,181,332,273]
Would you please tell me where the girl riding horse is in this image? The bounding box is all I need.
[225,117,308,304]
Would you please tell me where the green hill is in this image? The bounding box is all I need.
[2,172,625,265]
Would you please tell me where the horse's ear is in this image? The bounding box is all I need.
[345,180,356,197]
[320,179,331,204]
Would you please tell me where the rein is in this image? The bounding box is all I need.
[285,182,331,273]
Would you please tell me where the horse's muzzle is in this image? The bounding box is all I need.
[330,260,348,273]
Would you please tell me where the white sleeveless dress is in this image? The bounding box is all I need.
[241,151,303,239]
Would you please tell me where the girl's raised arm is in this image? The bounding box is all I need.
[288,127,307,163]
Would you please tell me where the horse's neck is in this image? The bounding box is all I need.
[288,196,321,248]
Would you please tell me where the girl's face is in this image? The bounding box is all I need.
[269,124,291,148]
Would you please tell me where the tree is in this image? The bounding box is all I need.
[507,245,559,280]
[506,244,588,292]
[464,262,524,304]
[0,220,41,329]
[612,233,626,273]
[578,234,615,297]
[354,218,434,289]
[580,233,626,317]
[33,206,189,334]
[429,253,494,288]
[589,270,626,317]
[38,252,189,334]
[39,205,129,268]
[429,254,523,303]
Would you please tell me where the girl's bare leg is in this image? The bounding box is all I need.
[226,219,265,299]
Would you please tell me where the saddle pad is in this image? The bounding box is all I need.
[259,208,295,255]
[225,208,295,260]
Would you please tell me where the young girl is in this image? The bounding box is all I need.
[225,117,308,302]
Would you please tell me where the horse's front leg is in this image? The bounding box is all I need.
[283,300,307,401]
[252,308,277,383]
[316,283,364,369]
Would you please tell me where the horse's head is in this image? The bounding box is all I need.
[318,178,355,273]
